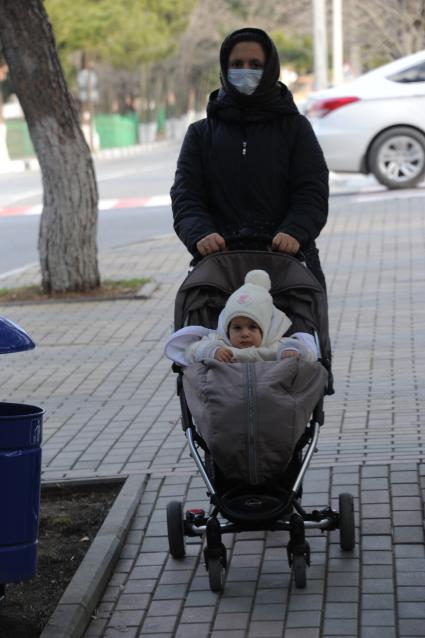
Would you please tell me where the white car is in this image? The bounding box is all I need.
[304,50,425,189]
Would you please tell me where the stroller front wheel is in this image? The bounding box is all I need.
[166,501,186,558]
[338,492,355,551]
[292,553,307,589]
[208,556,226,592]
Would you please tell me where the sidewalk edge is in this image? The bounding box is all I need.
[39,473,147,638]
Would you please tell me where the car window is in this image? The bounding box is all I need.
[387,61,425,83]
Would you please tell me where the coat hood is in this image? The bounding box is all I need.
[207,27,299,121]
[219,27,281,97]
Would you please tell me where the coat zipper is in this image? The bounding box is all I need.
[246,363,259,484]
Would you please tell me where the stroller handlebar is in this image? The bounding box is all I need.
[221,234,305,262]
[223,235,305,262]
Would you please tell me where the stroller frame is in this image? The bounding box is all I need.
[166,251,355,591]
[168,375,353,591]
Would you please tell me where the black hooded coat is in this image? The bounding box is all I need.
[171,28,329,270]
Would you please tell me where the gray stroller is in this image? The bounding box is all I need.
[166,250,355,591]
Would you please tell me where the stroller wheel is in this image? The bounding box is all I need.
[338,493,355,551]
[287,512,309,589]
[292,554,307,589]
[208,556,226,592]
[166,501,186,558]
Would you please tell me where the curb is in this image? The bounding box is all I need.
[39,473,147,638]
[135,281,158,299]
[0,157,39,174]
[0,139,179,174]
[0,280,158,306]
[93,138,177,160]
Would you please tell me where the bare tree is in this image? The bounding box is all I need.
[167,0,237,113]
[0,0,99,293]
[162,0,318,114]
[352,0,425,60]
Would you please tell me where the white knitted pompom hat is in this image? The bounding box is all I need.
[221,269,275,341]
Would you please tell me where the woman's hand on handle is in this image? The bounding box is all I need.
[196,233,227,257]
[272,232,300,254]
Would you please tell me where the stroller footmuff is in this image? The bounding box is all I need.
[183,357,327,486]
[166,251,355,592]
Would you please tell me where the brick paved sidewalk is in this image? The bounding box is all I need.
[1,189,424,636]
[84,463,425,638]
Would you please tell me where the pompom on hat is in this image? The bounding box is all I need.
[221,270,276,342]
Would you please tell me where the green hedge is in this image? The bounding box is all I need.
[5,113,141,158]
[94,113,139,148]
[6,119,34,159]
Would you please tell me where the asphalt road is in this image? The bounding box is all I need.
[0,145,178,276]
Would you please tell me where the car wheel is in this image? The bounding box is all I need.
[369,126,425,189]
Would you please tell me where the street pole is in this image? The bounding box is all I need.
[347,0,361,77]
[313,0,328,90]
[332,0,344,85]
[0,62,11,166]
[87,68,94,152]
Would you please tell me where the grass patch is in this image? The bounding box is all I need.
[0,278,150,302]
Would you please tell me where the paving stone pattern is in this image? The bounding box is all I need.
[1,190,425,636]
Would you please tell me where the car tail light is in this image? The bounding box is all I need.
[306,96,360,118]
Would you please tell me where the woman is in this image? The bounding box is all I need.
[170,26,329,289]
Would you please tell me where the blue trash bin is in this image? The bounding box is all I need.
[0,315,35,354]
[0,316,43,584]
[0,402,43,582]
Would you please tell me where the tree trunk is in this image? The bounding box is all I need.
[0,0,100,293]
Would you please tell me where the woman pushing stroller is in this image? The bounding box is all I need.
[162,28,352,594]
[164,269,318,367]
[170,26,329,291]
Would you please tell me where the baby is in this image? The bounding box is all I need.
[164,269,318,366]
[213,314,300,362]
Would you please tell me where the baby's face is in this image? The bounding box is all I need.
[228,316,262,348]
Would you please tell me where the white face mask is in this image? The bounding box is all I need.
[228,68,263,95]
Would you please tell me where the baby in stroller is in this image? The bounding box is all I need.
[164,269,318,366]
[165,250,355,592]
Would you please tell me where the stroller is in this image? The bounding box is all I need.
[166,250,355,591]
